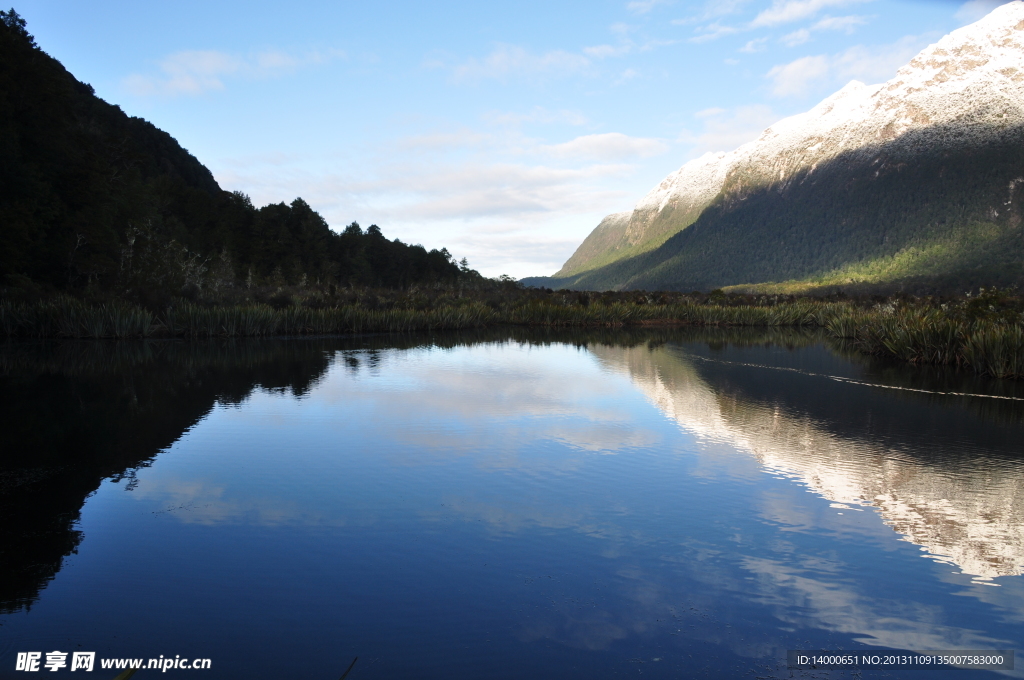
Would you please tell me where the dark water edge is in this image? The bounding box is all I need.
[1,328,1022,679]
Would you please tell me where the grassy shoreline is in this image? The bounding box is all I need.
[2,288,1023,379]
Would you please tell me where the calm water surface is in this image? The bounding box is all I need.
[1,329,1023,679]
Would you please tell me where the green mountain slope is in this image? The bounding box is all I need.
[526,123,1024,293]
[523,4,1024,293]
[553,211,631,277]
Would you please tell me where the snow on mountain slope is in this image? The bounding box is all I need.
[573,1,1024,270]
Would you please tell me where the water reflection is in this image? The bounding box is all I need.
[0,331,660,613]
[2,329,1022,679]
[0,338,341,613]
[590,338,1024,581]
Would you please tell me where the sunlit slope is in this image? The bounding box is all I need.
[528,2,1024,292]
[552,211,632,277]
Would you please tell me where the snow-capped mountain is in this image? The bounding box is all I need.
[542,2,1024,291]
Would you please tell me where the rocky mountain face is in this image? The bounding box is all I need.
[532,2,1024,292]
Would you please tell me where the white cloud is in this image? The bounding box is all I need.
[613,68,641,85]
[452,44,590,82]
[542,133,669,160]
[124,50,242,95]
[679,105,778,155]
[483,107,590,127]
[124,48,344,96]
[443,231,599,276]
[212,143,641,277]
[396,130,495,152]
[766,35,923,97]
[781,28,812,46]
[376,164,625,220]
[812,14,870,32]
[781,14,869,46]
[683,1,872,45]
[641,37,679,51]
[218,132,665,272]
[740,37,770,52]
[219,159,631,222]
[254,50,300,70]
[694,107,727,118]
[584,34,676,59]
[689,22,741,43]
[626,0,674,14]
[766,54,831,96]
[831,36,922,81]
[955,0,1013,24]
[751,0,872,27]
[672,0,753,25]
[584,43,632,58]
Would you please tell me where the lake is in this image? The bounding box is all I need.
[1,328,1022,679]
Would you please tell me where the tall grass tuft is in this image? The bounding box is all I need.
[105,302,153,338]
[870,310,964,365]
[0,301,17,337]
[962,324,1024,379]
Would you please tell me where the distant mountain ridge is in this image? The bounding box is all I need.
[528,2,1024,293]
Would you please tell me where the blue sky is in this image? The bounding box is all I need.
[16,0,1008,277]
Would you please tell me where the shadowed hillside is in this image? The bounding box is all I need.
[0,10,472,303]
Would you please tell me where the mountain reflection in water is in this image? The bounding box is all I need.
[0,337,338,613]
[1,328,1022,679]
[590,338,1024,581]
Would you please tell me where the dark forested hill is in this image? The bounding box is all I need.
[0,10,469,302]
